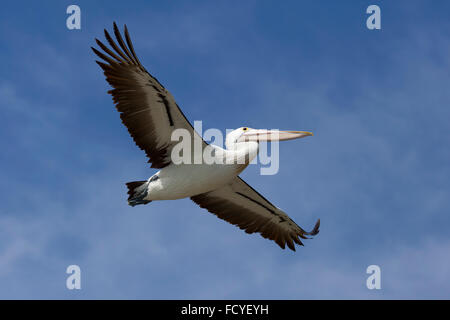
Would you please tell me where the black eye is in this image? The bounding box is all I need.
[242,127,248,131]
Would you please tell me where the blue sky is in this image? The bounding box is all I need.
[0,0,449,299]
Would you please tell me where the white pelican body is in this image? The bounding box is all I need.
[93,23,320,251]
[147,145,253,200]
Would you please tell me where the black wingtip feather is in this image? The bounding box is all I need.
[124,24,142,65]
[104,27,129,63]
[112,22,136,64]
[95,38,126,64]
[95,60,110,71]
[91,46,116,65]
[309,219,320,236]
[287,241,296,251]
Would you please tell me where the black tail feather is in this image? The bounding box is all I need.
[126,181,151,206]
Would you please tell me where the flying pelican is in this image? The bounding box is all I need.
[92,23,320,251]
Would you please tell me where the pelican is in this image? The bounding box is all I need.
[92,23,320,251]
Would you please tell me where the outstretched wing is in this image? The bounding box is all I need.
[191,177,320,251]
[92,22,206,168]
